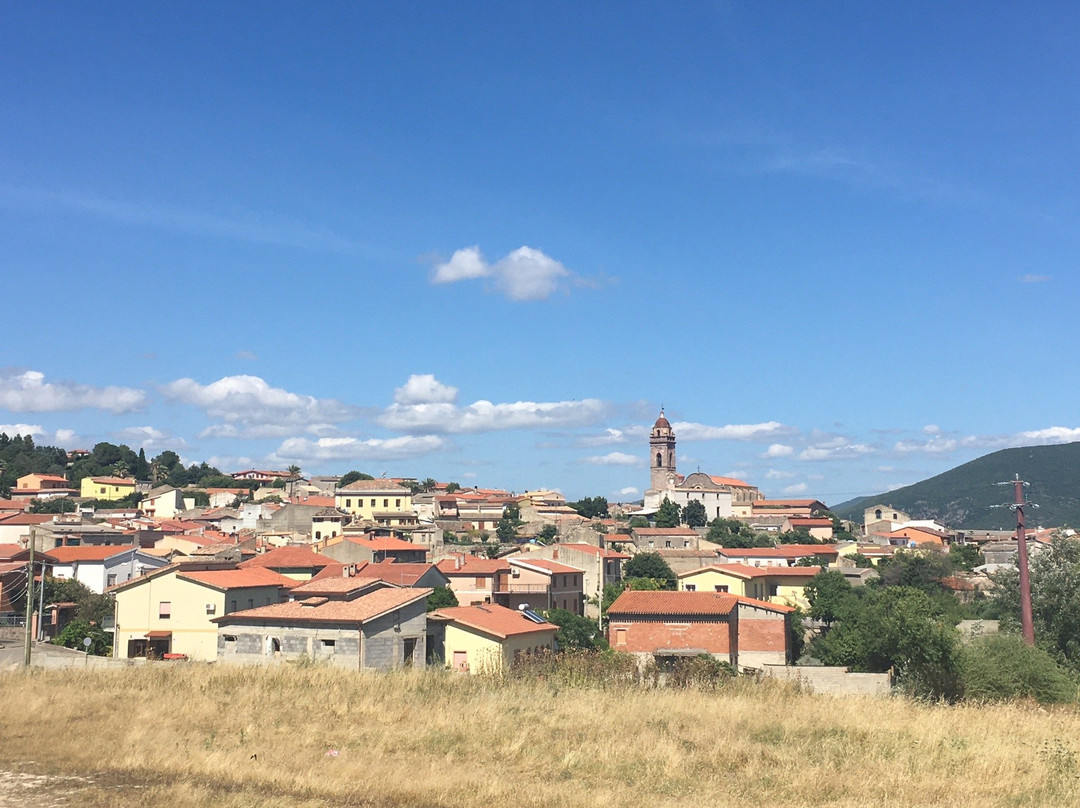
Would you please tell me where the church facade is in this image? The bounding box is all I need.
[642,410,763,519]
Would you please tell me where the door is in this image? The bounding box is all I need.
[452,650,468,672]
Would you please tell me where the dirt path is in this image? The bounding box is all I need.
[0,771,93,807]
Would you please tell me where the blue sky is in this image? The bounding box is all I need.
[3,3,1079,505]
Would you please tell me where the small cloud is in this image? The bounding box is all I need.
[430,245,580,301]
[236,350,258,361]
[783,483,809,495]
[799,437,875,461]
[765,469,796,479]
[578,428,629,447]
[1019,426,1080,443]
[617,486,640,496]
[394,374,459,405]
[1019,274,1051,283]
[674,421,794,442]
[923,424,941,435]
[582,451,641,466]
[111,425,186,451]
[0,369,146,414]
[273,434,446,463]
[763,443,794,458]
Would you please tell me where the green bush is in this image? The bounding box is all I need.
[667,654,736,690]
[960,634,1077,704]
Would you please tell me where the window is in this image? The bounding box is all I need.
[345,499,352,508]
[100,487,106,495]
[248,599,254,609]
[383,499,389,507]
[685,584,696,592]
[229,600,237,613]
[615,629,627,646]
[395,498,401,507]
[665,540,672,548]
[475,576,485,587]
[223,635,237,643]
[158,601,171,619]
[768,584,779,597]
[321,639,336,649]
[715,585,728,593]
[370,498,376,507]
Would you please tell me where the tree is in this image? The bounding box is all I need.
[705,517,771,548]
[629,516,650,528]
[444,482,461,493]
[624,552,677,590]
[504,502,522,524]
[544,608,608,650]
[653,497,681,528]
[959,634,1077,704]
[426,586,458,611]
[811,586,962,700]
[949,543,982,572]
[420,477,438,492]
[804,570,859,627]
[877,549,954,594]
[568,496,609,519]
[40,576,113,625]
[496,518,518,543]
[683,499,707,528]
[338,470,374,488]
[285,465,302,497]
[55,619,111,656]
[536,524,558,544]
[29,497,76,514]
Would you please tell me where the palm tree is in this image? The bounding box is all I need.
[286,465,302,498]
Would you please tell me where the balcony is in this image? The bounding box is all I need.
[494,583,548,594]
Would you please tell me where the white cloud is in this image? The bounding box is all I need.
[0,423,83,448]
[673,421,793,442]
[430,245,575,301]
[432,246,490,283]
[765,469,796,479]
[894,437,965,454]
[763,443,794,458]
[380,387,609,434]
[0,369,146,414]
[0,423,44,436]
[1019,426,1080,443]
[799,437,875,461]
[783,483,809,495]
[618,486,640,496]
[923,424,941,435]
[579,428,628,447]
[394,374,459,405]
[111,426,187,451]
[582,452,641,466]
[273,435,446,463]
[162,375,359,437]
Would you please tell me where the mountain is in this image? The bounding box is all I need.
[831,442,1080,529]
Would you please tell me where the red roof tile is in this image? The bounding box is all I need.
[509,557,581,575]
[49,545,136,563]
[216,586,430,624]
[607,590,794,616]
[178,567,297,591]
[436,556,511,575]
[430,603,557,639]
[354,561,443,586]
[239,545,331,570]
[718,544,838,558]
[680,563,822,580]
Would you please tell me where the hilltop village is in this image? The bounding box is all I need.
[0,413,1056,693]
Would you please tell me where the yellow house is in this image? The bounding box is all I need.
[678,563,822,610]
[334,479,413,521]
[429,604,557,674]
[111,564,294,661]
[80,476,137,500]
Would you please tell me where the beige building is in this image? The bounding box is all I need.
[112,563,294,660]
[334,479,414,522]
[429,603,557,674]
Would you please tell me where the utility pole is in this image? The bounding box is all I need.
[23,526,35,667]
[996,475,1036,646]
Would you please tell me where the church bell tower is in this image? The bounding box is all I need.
[649,408,676,492]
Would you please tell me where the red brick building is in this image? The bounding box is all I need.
[606,590,792,670]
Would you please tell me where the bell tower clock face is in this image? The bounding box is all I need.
[668,473,676,485]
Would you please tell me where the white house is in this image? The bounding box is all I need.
[49,545,169,593]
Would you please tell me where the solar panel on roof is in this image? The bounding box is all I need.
[522,608,546,624]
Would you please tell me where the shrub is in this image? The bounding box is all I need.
[960,634,1077,704]
[667,654,736,690]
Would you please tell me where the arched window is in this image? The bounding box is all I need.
[875,509,882,520]
[656,452,663,467]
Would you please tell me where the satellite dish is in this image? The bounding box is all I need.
[82,637,92,648]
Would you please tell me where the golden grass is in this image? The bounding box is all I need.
[0,663,1078,807]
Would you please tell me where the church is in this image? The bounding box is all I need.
[642,409,762,519]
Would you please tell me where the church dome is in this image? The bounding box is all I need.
[653,410,671,429]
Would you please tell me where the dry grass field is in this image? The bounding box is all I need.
[0,662,1078,807]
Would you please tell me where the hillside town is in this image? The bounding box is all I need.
[0,411,1052,695]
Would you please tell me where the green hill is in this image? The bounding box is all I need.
[832,442,1080,529]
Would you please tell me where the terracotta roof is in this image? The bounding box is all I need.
[633,527,698,536]
[708,476,752,487]
[49,545,136,563]
[0,513,54,526]
[337,479,410,493]
[436,556,511,575]
[0,543,28,560]
[88,476,137,486]
[680,563,822,580]
[607,590,794,616]
[788,518,834,527]
[178,567,297,591]
[430,603,557,639]
[289,576,387,596]
[239,545,331,570]
[215,586,430,624]
[354,561,444,586]
[510,557,581,575]
[652,411,671,429]
[718,545,838,558]
[753,499,822,508]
